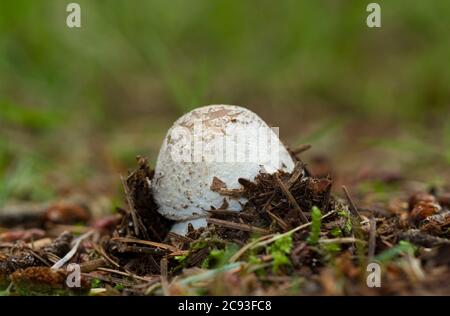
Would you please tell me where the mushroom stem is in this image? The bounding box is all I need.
[170,217,207,236]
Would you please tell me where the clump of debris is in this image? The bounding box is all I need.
[0,152,449,295]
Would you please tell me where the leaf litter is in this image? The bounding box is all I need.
[0,148,449,296]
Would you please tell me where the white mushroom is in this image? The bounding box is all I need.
[153,104,295,235]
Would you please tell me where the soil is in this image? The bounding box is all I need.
[0,150,449,296]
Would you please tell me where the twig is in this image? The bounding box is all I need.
[29,249,51,267]
[286,162,304,188]
[0,203,48,227]
[168,250,191,257]
[28,238,52,250]
[145,282,162,295]
[186,247,210,266]
[111,237,181,253]
[117,244,166,255]
[368,217,377,260]
[45,253,60,264]
[229,235,274,263]
[82,272,136,287]
[90,288,107,295]
[206,218,270,234]
[275,174,308,223]
[51,230,94,270]
[261,191,276,213]
[229,211,336,262]
[167,232,194,244]
[266,209,290,231]
[160,257,169,296]
[399,229,450,247]
[178,262,243,286]
[80,258,106,273]
[342,185,362,221]
[97,267,154,282]
[93,243,120,268]
[120,175,140,237]
[0,242,15,248]
[207,209,254,221]
[292,144,312,155]
[319,237,367,244]
[255,211,336,249]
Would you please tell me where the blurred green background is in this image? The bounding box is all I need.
[0,0,449,205]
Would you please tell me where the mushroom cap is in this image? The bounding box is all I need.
[153,104,295,222]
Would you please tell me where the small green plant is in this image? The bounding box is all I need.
[202,244,240,269]
[375,241,416,263]
[190,240,208,251]
[248,254,262,265]
[338,209,353,235]
[114,283,125,291]
[247,255,266,277]
[307,206,322,245]
[321,243,341,255]
[174,254,188,264]
[330,226,342,237]
[0,282,11,296]
[91,278,102,289]
[289,277,302,295]
[268,233,293,272]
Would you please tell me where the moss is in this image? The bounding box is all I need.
[11,267,90,296]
